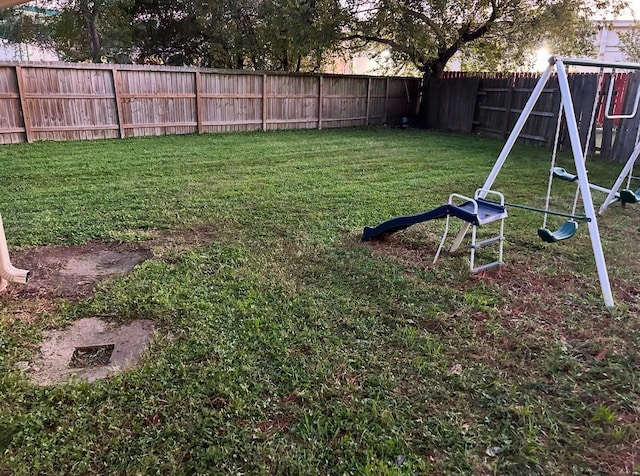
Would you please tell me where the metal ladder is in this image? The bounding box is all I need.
[469,214,505,273]
[434,189,506,273]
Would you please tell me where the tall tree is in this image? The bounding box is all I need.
[38,0,347,71]
[47,0,133,63]
[256,0,348,72]
[78,0,100,62]
[123,0,257,67]
[0,6,50,44]
[125,0,347,70]
[347,0,627,78]
[6,0,348,71]
[619,22,640,63]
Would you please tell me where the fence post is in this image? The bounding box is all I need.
[365,77,371,126]
[600,73,614,158]
[318,75,323,130]
[111,67,125,139]
[195,70,203,134]
[262,74,268,131]
[14,66,32,143]
[384,78,390,125]
[502,76,515,138]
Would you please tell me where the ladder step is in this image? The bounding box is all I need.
[472,261,504,274]
[471,236,503,249]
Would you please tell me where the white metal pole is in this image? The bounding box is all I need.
[590,183,618,195]
[560,57,640,71]
[556,59,615,307]
[599,141,640,213]
[449,63,555,252]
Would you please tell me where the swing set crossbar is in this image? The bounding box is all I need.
[485,200,591,222]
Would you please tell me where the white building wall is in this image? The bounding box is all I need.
[0,39,59,61]
[594,20,634,63]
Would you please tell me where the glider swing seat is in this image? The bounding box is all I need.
[553,166,640,206]
[537,220,579,243]
[534,96,583,244]
[598,139,640,212]
[620,188,640,204]
[548,63,640,215]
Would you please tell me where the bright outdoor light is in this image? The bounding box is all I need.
[534,47,551,72]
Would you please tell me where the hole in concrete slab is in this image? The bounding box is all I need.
[69,344,115,368]
[24,317,155,386]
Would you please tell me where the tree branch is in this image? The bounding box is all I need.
[405,9,446,45]
[342,33,424,65]
[430,0,500,69]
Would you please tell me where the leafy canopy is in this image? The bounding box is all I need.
[347,0,628,76]
[619,22,640,63]
[0,0,628,74]
[2,0,348,71]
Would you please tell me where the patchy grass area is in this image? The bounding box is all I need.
[0,128,639,474]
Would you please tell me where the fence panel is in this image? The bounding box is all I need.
[321,76,367,128]
[600,74,616,158]
[0,66,23,144]
[425,76,478,132]
[117,69,197,138]
[565,74,600,154]
[518,75,558,144]
[0,62,421,144]
[367,78,387,125]
[20,66,119,142]
[432,71,640,161]
[266,75,319,130]
[474,76,513,137]
[387,78,421,126]
[199,72,263,133]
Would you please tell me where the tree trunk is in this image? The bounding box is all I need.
[417,58,447,128]
[79,1,101,63]
[87,18,101,62]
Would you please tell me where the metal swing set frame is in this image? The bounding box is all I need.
[452,56,640,308]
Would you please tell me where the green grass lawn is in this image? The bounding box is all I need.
[0,128,638,474]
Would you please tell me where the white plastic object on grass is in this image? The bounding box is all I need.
[0,214,29,287]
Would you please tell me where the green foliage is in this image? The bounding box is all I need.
[0,129,639,474]
[44,0,133,63]
[618,21,640,63]
[257,0,348,71]
[122,0,254,67]
[36,0,348,70]
[348,0,626,75]
[0,6,52,45]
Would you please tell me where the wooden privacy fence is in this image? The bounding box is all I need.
[425,71,640,162]
[0,62,421,144]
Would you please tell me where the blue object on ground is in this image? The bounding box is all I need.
[362,199,506,241]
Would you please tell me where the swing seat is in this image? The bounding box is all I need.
[552,167,578,182]
[537,220,578,243]
[619,188,640,204]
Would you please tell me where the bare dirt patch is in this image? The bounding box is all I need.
[20,317,155,386]
[2,227,219,300]
[2,228,218,385]
[6,241,152,299]
[366,228,442,269]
